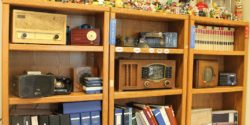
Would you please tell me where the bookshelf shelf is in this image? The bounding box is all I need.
[10,44,104,52]
[192,50,246,56]
[2,0,109,14]
[9,92,103,105]
[115,47,184,54]
[192,86,244,94]
[190,16,248,26]
[114,89,183,99]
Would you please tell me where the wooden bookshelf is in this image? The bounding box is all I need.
[109,8,189,125]
[1,1,110,125]
[186,18,249,125]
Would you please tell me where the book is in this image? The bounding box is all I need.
[91,111,101,125]
[165,106,178,125]
[132,103,157,125]
[63,101,102,114]
[150,105,170,125]
[139,110,150,125]
[11,116,23,125]
[81,112,91,125]
[135,112,143,125]
[114,107,123,125]
[115,105,133,125]
[152,108,165,125]
[23,116,31,125]
[70,114,81,125]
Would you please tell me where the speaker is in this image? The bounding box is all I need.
[12,75,55,98]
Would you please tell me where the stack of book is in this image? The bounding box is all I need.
[194,25,235,51]
[114,103,177,125]
[63,101,102,125]
[81,77,102,94]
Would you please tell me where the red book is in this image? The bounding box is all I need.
[165,106,177,125]
[146,106,158,125]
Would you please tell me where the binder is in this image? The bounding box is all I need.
[31,116,39,125]
[63,101,102,114]
[115,105,132,125]
[11,116,23,125]
[91,111,101,125]
[114,108,123,125]
[59,114,70,125]
[38,115,49,125]
[70,114,81,125]
[49,115,59,125]
[23,116,31,125]
[81,112,91,125]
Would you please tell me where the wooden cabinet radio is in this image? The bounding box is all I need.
[117,60,176,91]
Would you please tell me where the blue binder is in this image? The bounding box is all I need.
[70,113,81,125]
[152,109,165,125]
[91,111,101,125]
[63,101,102,114]
[114,108,123,125]
[190,26,196,49]
[81,112,91,125]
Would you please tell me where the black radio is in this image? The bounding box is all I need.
[219,73,237,86]
[54,76,72,95]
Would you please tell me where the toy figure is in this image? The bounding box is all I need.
[115,0,124,7]
[235,0,243,20]
[196,1,208,17]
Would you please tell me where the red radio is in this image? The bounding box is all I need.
[70,28,100,46]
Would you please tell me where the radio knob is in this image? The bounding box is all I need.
[22,33,27,39]
[144,81,150,88]
[164,80,170,87]
[54,34,59,40]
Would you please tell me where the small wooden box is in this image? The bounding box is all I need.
[117,60,176,91]
[12,10,67,45]
[194,60,219,88]
[70,29,100,45]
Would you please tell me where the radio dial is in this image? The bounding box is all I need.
[54,34,59,40]
[144,81,150,88]
[164,80,170,87]
[22,33,27,39]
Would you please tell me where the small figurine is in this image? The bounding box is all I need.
[115,0,124,8]
[196,1,208,17]
[235,0,243,20]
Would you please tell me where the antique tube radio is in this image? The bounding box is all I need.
[12,10,67,45]
[117,60,176,91]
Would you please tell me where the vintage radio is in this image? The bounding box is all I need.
[219,73,237,86]
[12,74,55,98]
[194,60,219,88]
[117,60,176,91]
[139,32,178,48]
[12,10,67,45]
[70,24,100,45]
[54,76,72,95]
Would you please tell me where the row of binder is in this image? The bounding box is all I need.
[194,25,235,51]
[10,112,100,125]
[114,103,177,125]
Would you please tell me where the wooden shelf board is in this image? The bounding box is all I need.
[115,47,184,54]
[114,89,182,99]
[9,92,103,105]
[191,16,248,27]
[3,0,109,14]
[192,86,244,94]
[10,44,104,52]
[112,8,188,21]
[193,50,245,56]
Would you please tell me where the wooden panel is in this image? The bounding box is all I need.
[115,47,184,54]
[112,8,188,21]
[192,94,223,110]
[3,0,109,14]
[191,16,248,27]
[192,86,244,94]
[10,44,104,52]
[193,50,245,56]
[9,92,103,105]
[2,4,10,125]
[114,89,182,99]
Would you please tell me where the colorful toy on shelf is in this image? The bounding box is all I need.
[235,0,243,20]
[196,1,208,17]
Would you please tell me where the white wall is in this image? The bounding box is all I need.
[0,2,2,125]
[243,0,250,124]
